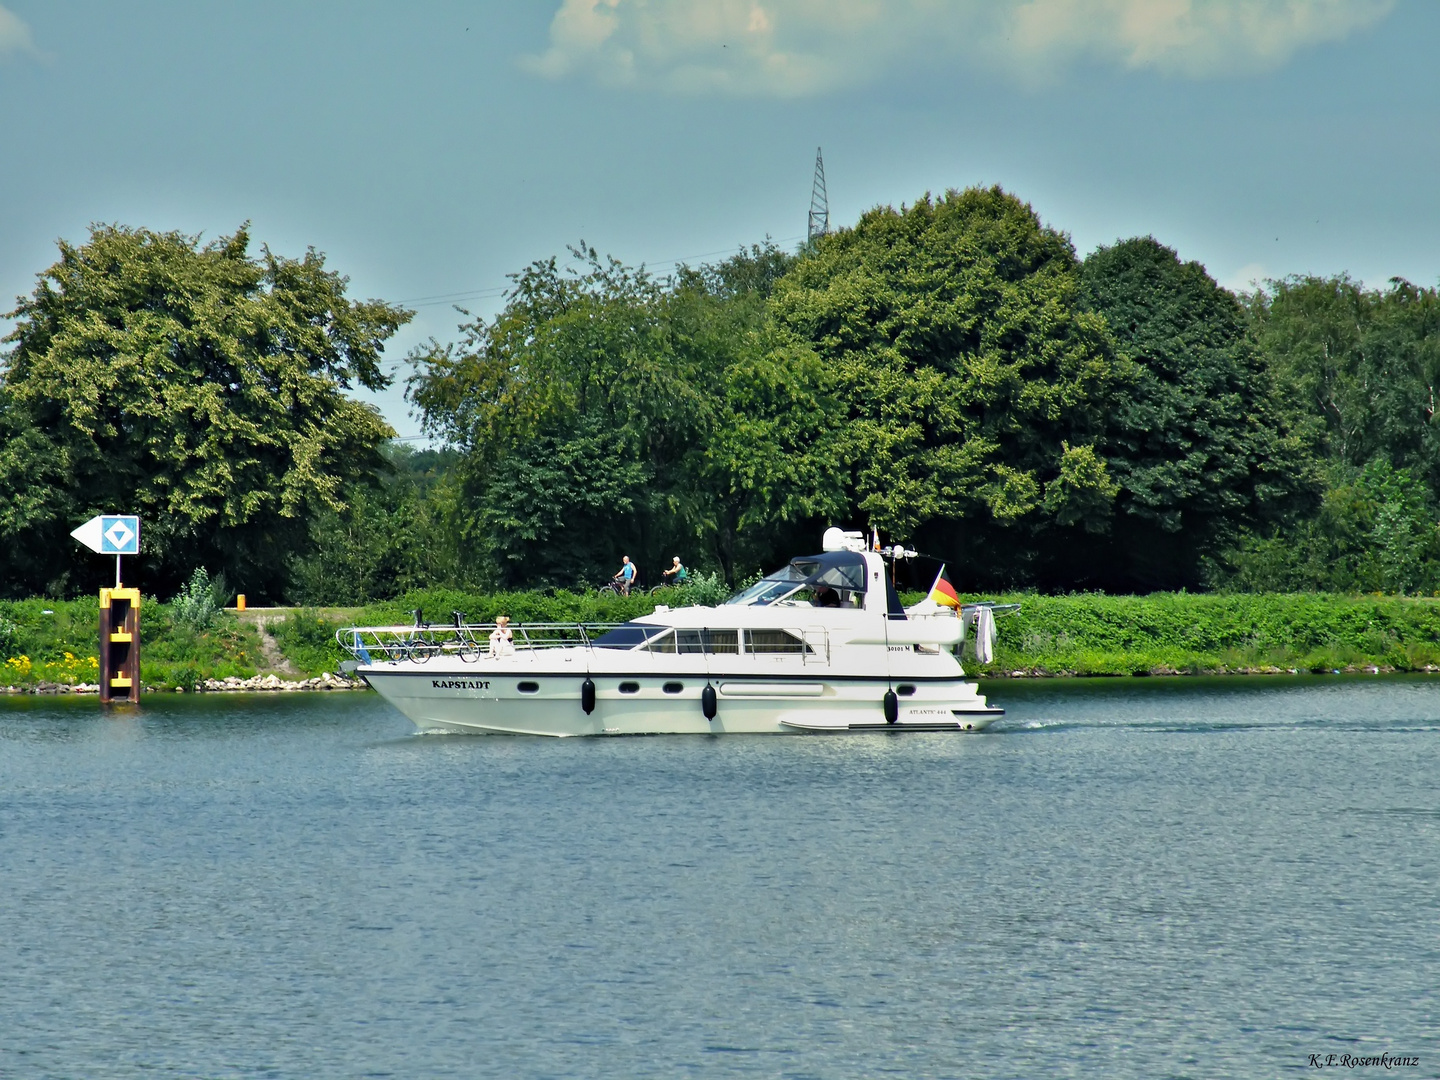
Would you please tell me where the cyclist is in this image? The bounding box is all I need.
[662,556,689,585]
[613,555,637,596]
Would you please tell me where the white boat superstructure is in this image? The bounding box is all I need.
[341,530,1009,736]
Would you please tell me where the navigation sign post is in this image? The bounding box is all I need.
[71,514,140,586]
[70,514,142,704]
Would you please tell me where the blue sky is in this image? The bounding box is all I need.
[1,1,1437,434]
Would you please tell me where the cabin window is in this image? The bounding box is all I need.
[618,681,640,694]
[676,629,738,655]
[517,681,540,694]
[645,631,676,654]
[745,629,808,654]
[663,682,684,694]
[896,684,916,696]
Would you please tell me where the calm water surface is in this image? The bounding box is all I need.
[1,678,1438,1079]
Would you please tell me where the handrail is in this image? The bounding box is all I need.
[336,621,833,665]
[960,602,1022,617]
[337,621,624,664]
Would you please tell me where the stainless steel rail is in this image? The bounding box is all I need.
[336,622,623,664]
[336,621,833,665]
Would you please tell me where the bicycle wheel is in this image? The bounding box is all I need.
[405,637,441,663]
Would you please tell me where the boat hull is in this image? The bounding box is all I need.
[361,666,1002,736]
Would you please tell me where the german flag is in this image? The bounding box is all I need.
[928,566,960,608]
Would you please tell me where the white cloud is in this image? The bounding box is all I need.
[1006,0,1394,79]
[521,0,1395,96]
[0,4,36,58]
[1219,262,1269,294]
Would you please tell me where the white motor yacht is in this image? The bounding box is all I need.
[340,529,1008,736]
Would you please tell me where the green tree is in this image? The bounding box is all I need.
[1077,237,1316,588]
[1211,274,1440,594]
[668,245,846,581]
[288,443,469,603]
[1221,461,1440,594]
[766,186,1133,587]
[0,224,409,600]
[408,245,699,587]
[1251,275,1440,490]
[1366,462,1433,594]
[408,241,836,586]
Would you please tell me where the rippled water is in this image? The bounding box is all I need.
[2,677,1438,1078]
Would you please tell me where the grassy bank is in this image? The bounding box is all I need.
[6,589,1440,691]
[963,592,1440,676]
[0,583,711,691]
[1,597,266,691]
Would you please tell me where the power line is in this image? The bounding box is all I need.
[402,286,508,308]
[394,235,806,310]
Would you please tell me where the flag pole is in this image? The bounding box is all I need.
[927,564,945,598]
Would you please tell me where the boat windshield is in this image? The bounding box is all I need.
[723,552,868,607]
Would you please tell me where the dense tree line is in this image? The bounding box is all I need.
[0,225,408,601]
[4,190,1440,601]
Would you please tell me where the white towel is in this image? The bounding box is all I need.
[974,607,996,665]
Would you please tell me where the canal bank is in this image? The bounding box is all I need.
[6,590,1440,692]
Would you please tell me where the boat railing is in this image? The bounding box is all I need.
[336,621,834,665]
[336,622,624,665]
[802,626,830,665]
[961,602,1022,617]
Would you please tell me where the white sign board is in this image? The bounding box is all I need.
[71,515,141,555]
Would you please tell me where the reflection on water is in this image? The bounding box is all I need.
[3,679,1439,1079]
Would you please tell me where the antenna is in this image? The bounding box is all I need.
[807,147,829,242]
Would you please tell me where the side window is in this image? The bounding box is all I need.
[646,630,677,654]
[705,630,738,654]
[745,629,808,654]
[675,629,739,654]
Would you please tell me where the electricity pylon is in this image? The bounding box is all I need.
[807,147,829,242]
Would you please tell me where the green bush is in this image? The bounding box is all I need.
[353,587,660,629]
[270,610,350,676]
[170,568,226,632]
[670,571,731,607]
[0,613,19,658]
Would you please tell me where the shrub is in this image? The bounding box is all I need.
[0,613,19,658]
[171,568,227,633]
[673,571,731,607]
[271,610,349,675]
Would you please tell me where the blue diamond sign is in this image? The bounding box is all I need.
[71,514,140,555]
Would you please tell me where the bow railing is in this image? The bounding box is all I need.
[337,620,623,665]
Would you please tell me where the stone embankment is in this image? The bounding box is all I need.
[194,672,364,692]
[3,672,364,694]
